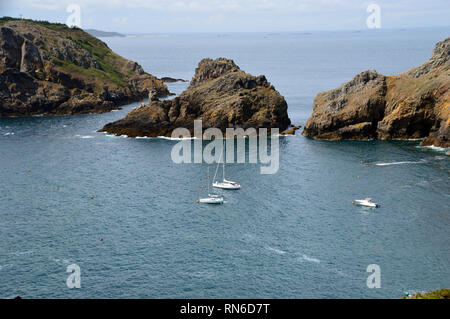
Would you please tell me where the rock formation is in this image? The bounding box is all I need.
[303,37,449,148]
[0,18,170,116]
[160,77,188,83]
[100,58,291,137]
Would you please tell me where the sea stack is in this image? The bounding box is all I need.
[100,58,291,137]
[303,37,450,148]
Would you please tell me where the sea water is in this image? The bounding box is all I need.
[0,28,449,298]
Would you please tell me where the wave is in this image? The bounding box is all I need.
[265,246,286,255]
[374,161,424,166]
[11,250,34,256]
[416,145,449,154]
[3,132,14,136]
[157,136,199,140]
[75,135,95,139]
[299,254,320,263]
[0,264,13,271]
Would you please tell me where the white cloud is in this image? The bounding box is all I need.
[3,0,449,32]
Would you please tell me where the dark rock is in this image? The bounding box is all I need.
[0,19,170,117]
[100,58,291,137]
[303,37,450,148]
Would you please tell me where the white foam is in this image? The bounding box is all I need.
[417,145,449,153]
[375,161,423,166]
[157,136,199,140]
[265,246,286,255]
[299,254,320,263]
[11,250,34,256]
[3,132,14,136]
[75,135,95,139]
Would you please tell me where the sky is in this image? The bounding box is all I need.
[1,0,449,33]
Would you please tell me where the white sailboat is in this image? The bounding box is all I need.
[212,145,241,190]
[199,167,224,204]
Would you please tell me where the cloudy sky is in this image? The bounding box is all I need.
[1,0,449,33]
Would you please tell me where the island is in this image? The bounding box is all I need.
[303,37,449,148]
[100,58,292,137]
[0,17,170,116]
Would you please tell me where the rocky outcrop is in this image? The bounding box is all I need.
[0,18,170,116]
[303,38,450,148]
[160,77,187,83]
[100,58,291,137]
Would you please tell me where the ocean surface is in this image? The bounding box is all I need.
[1,28,449,298]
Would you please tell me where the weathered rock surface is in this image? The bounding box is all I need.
[0,18,169,116]
[160,77,188,83]
[100,58,291,137]
[303,38,450,148]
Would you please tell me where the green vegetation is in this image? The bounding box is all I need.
[64,35,128,87]
[403,289,450,299]
[1,16,130,87]
[0,16,76,31]
[53,58,127,87]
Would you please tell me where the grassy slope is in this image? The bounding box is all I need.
[0,17,132,88]
[403,289,450,299]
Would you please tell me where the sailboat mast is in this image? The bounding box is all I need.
[207,166,210,194]
[223,155,225,181]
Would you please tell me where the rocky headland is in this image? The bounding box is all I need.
[303,37,449,148]
[160,77,188,83]
[100,58,291,137]
[0,18,170,116]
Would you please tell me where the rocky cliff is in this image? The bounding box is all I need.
[100,58,291,137]
[303,38,450,148]
[0,18,169,116]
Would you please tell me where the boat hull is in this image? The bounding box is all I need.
[354,200,379,208]
[199,197,224,204]
[212,182,241,190]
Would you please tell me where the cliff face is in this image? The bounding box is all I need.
[0,18,169,116]
[303,38,450,148]
[100,58,291,137]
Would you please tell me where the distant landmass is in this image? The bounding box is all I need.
[84,29,125,38]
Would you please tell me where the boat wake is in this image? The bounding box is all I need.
[416,145,449,154]
[374,160,424,166]
[265,246,287,255]
[298,254,320,263]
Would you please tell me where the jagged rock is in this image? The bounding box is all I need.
[281,125,301,135]
[0,19,170,116]
[303,37,450,148]
[160,77,188,83]
[100,58,291,137]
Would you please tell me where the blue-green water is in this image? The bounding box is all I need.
[1,29,449,298]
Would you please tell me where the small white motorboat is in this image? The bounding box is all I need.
[353,198,379,208]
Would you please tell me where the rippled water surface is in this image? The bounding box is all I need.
[0,28,449,298]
